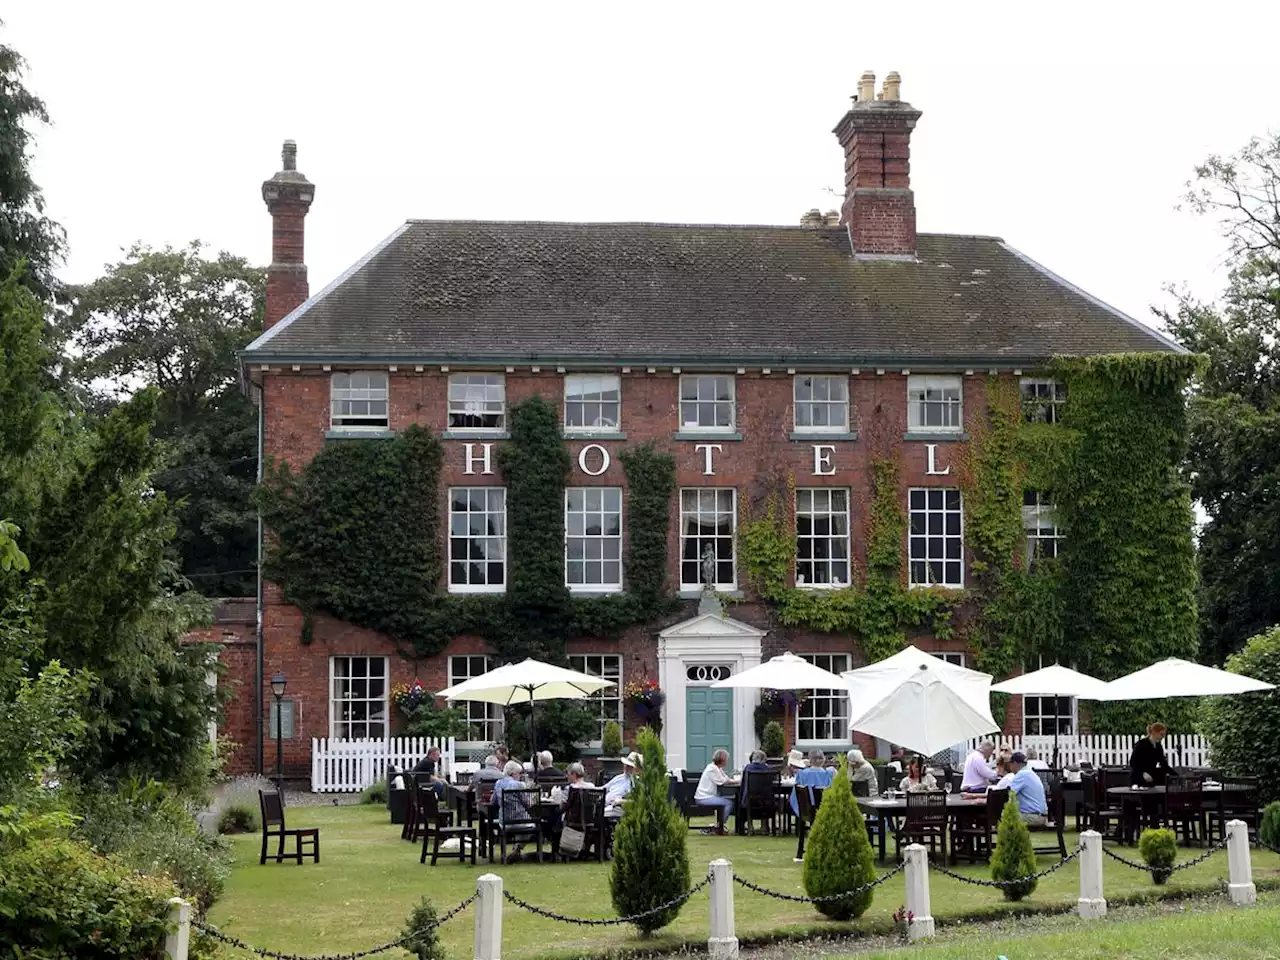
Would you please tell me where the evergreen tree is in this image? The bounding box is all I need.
[801,760,877,920]
[608,727,690,934]
[990,798,1038,901]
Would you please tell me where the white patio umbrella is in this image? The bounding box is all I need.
[842,646,999,757]
[711,652,848,753]
[991,664,1111,767]
[1097,657,1275,701]
[437,658,616,765]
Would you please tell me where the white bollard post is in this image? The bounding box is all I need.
[163,897,191,960]
[903,844,935,941]
[1226,819,1257,906]
[474,874,504,960]
[707,858,739,960]
[1077,830,1106,919]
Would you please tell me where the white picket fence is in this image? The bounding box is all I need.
[964,733,1211,768]
[310,736,457,792]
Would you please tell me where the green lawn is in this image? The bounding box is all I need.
[207,804,1280,959]
[852,893,1280,959]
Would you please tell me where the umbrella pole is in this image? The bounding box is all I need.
[529,691,537,772]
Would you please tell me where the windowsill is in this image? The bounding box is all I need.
[790,431,859,442]
[563,430,627,441]
[674,431,743,441]
[907,583,966,593]
[904,431,969,442]
[442,430,510,440]
[447,586,507,596]
[794,583,853,592]
[678,588,744,600]
[794,741,854,751]
[326,428,395,439]
[568,587,625,597]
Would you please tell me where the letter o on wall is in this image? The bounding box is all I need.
[578,444,611,477]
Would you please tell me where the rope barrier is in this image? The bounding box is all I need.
[1100,839,1227,875]
[502,876,710,926]
[932,846,1081,889]
[190,894,476,959]
[732,862,904,903]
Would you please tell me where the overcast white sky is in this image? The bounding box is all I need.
[9,3,1280,327]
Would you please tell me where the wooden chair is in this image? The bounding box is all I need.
[1031,778,1068,858]
[952,788,1007,864]
[258,790,319,865]
[1081,769,1123,841]
[492,786,543,863]
[1164,776,1206,846]
[418,785,477,865]
[561,787,608,862]
[896,790,947,861]
[740,769,779,836]
[794,786,825,860]
[1209,776,1260,843]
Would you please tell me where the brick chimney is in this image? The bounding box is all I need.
[832,71,922,258]
[261,140,315,329]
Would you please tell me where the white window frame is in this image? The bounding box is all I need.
[794,487,852,588]
[448,373,506,432]
[1022,491,1063,569]
[908,487,965,588]
[269,699,298,740]
[567,654,623,746]
[564,374,622,433]
[933,652,967,667]
[796,653,852,745]
[448,487,507,594]
[330,371,389,429]
[1020,378,1067,425]
[793,375,850,432]
[678,374,736,433]
[679,487,737,590]
[329,656,388,741]
[565,487,623,593]
[1021,654,1077,736]
[448,655,504,749]
[907,375,963,433]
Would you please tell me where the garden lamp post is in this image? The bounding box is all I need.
[271,672,287,794]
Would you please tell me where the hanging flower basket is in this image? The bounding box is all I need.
[624,679,666,720]
[391,679,429,719]
[761,688,809,712]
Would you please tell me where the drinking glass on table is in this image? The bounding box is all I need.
[944,780,953,796]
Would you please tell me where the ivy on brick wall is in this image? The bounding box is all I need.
[257,395,678,663]
[738,457,956,664]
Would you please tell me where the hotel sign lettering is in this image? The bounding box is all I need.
[461,441,953,477]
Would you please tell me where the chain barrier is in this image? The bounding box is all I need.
[1101,838,1227,875]
[732,862,904,903]
[1255,837,1280,855]
[932,846,1081,890]
[190,894,476,960]
[503,875,710,926]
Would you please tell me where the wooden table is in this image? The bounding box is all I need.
[1106,784,1247,844]
[856,794,986,862]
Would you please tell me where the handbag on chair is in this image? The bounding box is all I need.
[559,826,586,856]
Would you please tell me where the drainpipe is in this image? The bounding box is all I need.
[256,388,265,775]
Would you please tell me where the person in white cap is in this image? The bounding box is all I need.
[604,751,642,818]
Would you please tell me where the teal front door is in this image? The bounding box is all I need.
[686,687,733,772]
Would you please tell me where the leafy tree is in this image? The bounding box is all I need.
[1138,828,1177,885]
[503,699,597,763]
[801,759,877,920]
[1162,134,1280,663]
[608,727,691,934]
[0,34,65,302]
[1199,625,1280,803]
[990,797,1037,901]
[67,242,264,597]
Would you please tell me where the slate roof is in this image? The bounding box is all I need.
[243,221,1184,366]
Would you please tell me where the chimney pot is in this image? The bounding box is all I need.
[800,208,824,228]
[282,139,297,171]
[883,72,902,102]
[261,140,316,329]
[858,71,876,104]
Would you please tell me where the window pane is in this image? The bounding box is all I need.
[331,371,390,428]
[680,487,737,588]
[565,487,623,589]
[797,653,852,742]
[329,656,388,740]
[908,487,964,587]
[448,374,506,429]
[679,375,734,429]
[795,488,852,587]
[448,487,507,591]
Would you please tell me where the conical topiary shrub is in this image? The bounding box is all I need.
[608,727,691,934]
[990,797,1038,900]
[802,760,877,920]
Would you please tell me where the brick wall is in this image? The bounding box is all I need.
[255,367,1026,774]
[185,599,258,775]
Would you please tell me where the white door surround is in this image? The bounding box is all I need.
[658,611,765,773]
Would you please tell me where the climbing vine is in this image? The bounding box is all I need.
[257,395,678,663]
[738,457,956,664]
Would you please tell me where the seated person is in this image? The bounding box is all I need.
[1063,763,1083,783]
[790,749,835,815]
[846,748,878,794]
[534,750,566,782]
[1004,752,1048,827]
[469,754,504,812]
[411,746,447,797]
[562,761,588,795]
[694,748,738,835]
[898,755,938,793]
[493,760,534,862]
[961,741,999,792]
[1025,747,1050,771]
[604,752,642,818]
